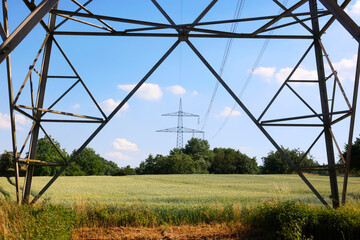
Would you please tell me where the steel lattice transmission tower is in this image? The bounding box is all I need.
[157,99,204,149]
[2,0,360,208]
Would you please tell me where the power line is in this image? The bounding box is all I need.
[201,0,245,130]
[210,0,289,139]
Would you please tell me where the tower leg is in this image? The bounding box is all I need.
[309,0,339,208]
[23,5,57,204]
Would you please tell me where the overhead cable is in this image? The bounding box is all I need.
[211,0,289,139]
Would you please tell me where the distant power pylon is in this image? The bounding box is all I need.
[157,98,204,149]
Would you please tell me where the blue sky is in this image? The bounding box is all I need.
[1,0,360,168]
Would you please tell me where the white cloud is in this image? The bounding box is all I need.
[0,113,10,129]
[112,138,139,151]
[347,1,360,16]
[0,113,31,130]
[275,67,317,83]
[218,106,241,117]
[166,85,186,95]
[100,99,129,114]
[192,90,198,96]
[329,55,357,81]
[105,152,131,161]
[118,83,162,100]
[72,104,80,109]
[333,55,357,70]
[15,114,31,125]
[252,67,276,80]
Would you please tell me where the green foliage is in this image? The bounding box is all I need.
[137,152,210,174]
[113,165,135,176]
[236,152,259,174]
[342,136,360,174]
[71,147,119,176]
[34,137,68,176]
[261,147,318,174]
[138,138,257,175]
[2,199,360,239]
[0,200,76,240]
[29,137,121,176]
[183,138,213,162]
[0,151,13,175]
[248,201,360,240]
[209,148,258,174]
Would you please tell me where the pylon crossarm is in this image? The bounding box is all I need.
[157,127,178,133]
[51,9,174,29]
[182,127,204,134]
[259,12,329,34]
[261,110,350,125]
[124,11,329,34]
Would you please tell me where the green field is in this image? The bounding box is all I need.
[1,174,359,206]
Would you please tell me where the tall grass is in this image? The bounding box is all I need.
[2,175,359,206]
[1,199,360,239]
[0,200,75,240]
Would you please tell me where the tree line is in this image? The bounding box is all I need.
[1,136,359,176]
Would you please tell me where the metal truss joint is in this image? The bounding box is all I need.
[178,30,189,42]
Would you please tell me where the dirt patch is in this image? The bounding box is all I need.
[71,223,251,239]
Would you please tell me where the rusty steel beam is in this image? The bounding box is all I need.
[30,40,181,204]
[310,0,339,208]
[319,0,360,43]
[3,0,21,204]
[0,0,58,64]
[342,45,360,204]
[23,3,58,204]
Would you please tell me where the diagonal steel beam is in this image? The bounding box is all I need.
[151,0,180,34]
[55,0,93,30]
[186,39,328,207]
[0,0,58,64]
[319,0,360,43]
[310,0,339,208]
[342,45,360,204]
[3,0,20,204]
[0,22,6,41]
[193,0,218,25]
[273,0,313,34]
[320,0,351,36]
[252,0,308,36]
[30,40,181,204]
[23,2,58,204]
